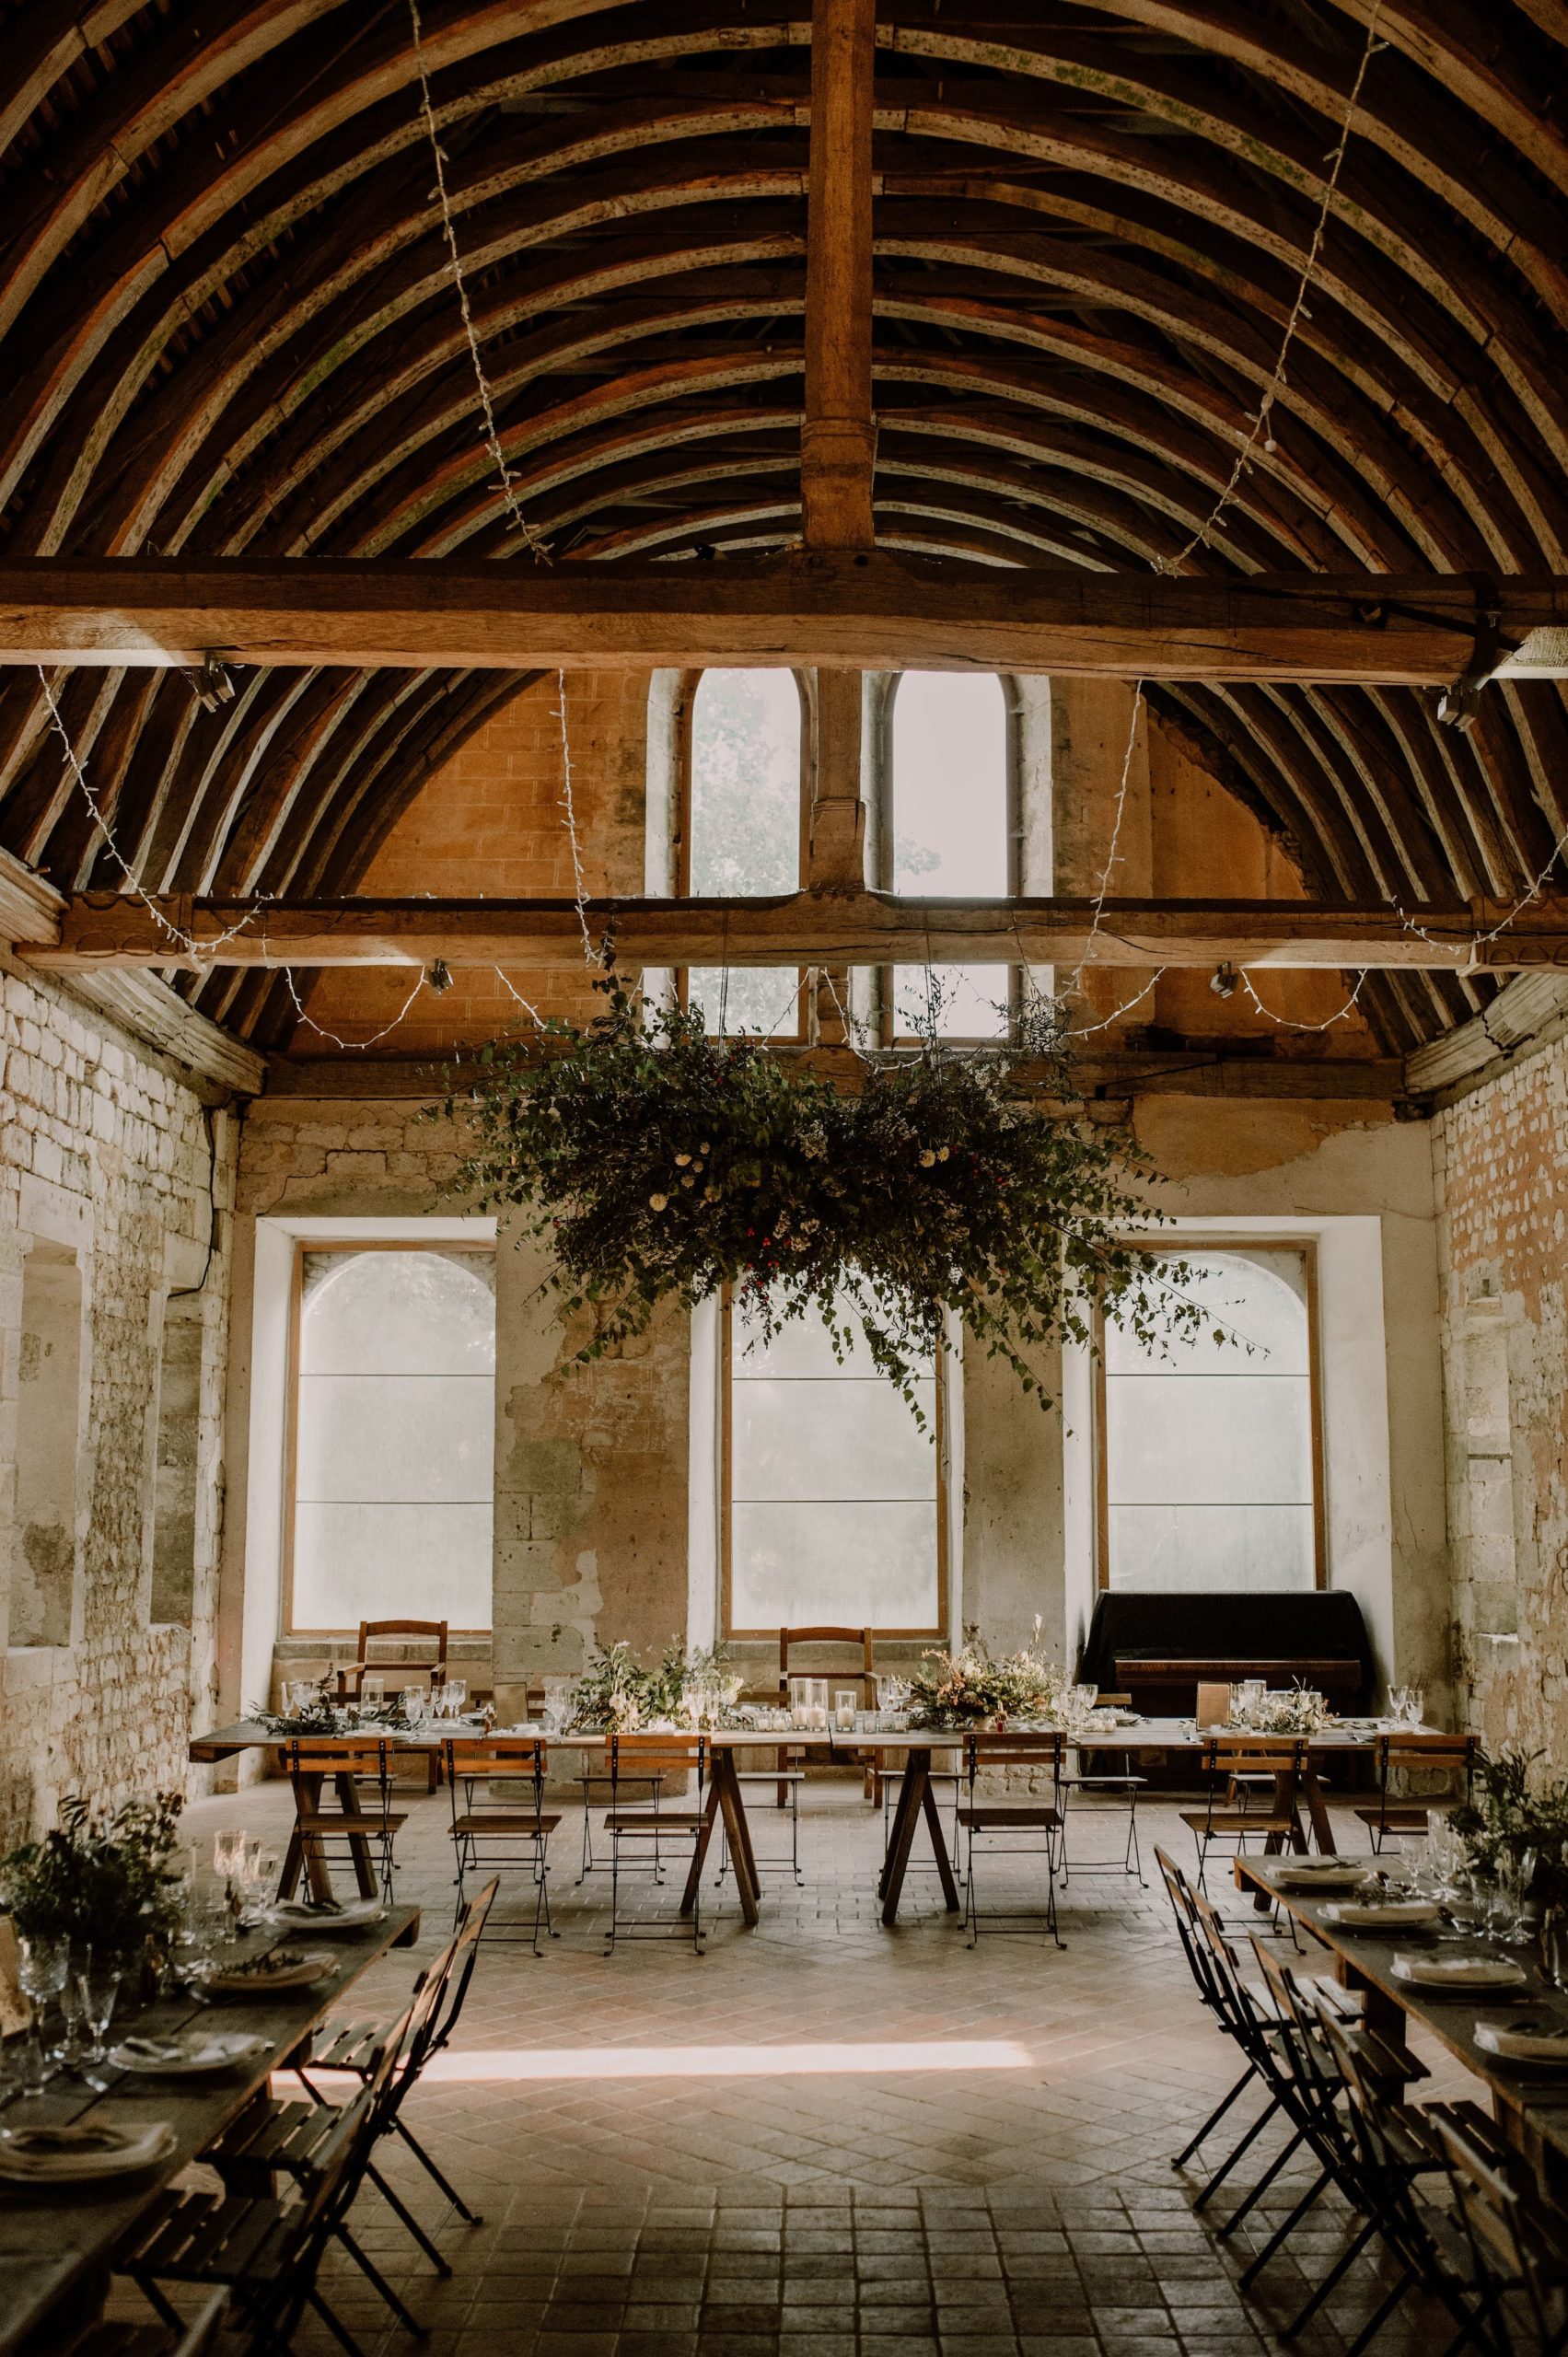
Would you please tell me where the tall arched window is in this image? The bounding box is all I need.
[685,668,803,1038]
[888,671,1011,1039]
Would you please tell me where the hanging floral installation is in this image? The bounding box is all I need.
[447,970,1212,1419]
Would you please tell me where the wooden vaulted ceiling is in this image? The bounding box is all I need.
[0,0,1565,1054]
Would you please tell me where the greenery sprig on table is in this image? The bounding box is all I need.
[448,977,1210,1417]
[566,1641,737,1733]
[1451,1748,1568,1902]
[250,1695,416,1736]
[907,1641,1064,1729]
[0,1793,185,1964]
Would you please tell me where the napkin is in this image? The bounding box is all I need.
[0,2121,171,2177]
[1325,1899,1441,1929]
[1475,2020,1568,2062]
[1393,1951,1527,1989]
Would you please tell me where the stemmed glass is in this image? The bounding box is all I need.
[75,1956,122,2070]
[16,1935,69,2094]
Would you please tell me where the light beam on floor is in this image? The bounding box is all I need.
[418,2040,1034,2081]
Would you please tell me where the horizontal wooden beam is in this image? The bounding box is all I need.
[261,1046,1409,1104]
[0,556,1566,680]
[25,888,1568,973]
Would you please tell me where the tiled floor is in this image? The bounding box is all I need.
[152,1774,1475,2356]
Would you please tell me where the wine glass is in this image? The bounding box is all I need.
[75,1957,122,2069]
[214,1828,244,1884]
[17,1935,69,2093]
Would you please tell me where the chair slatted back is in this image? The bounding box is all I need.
[778,1625,877,1710]
[1375,1730,1476,1790]
[609,1732,706,1774]
[285,1735,396,1794]
[1200,1736,1306,1776]
[361,1617,447,1680]
[427,1878,500,2061]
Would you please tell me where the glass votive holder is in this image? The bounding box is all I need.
[833,1689,859,1733]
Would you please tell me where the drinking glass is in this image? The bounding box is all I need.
[17,1934,69,2091]
[52,1956,85,2069]
[361,1673,386,1709]
[75,1959,122,2068]
[401,1683,425,1728]
[447,1678,468,1716]
[1503,1848,1539,1943]
[214,1828,244,1883]
[1401,1687,1426,1728]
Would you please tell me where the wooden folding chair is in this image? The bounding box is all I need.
[283,1736,405,1905]
[958,1732,1064,1945]
[443,1736,560,1952]
[337,1618,449,1792]
[773,1623,879,1804]
[604,1732,712,1952]
[1180,1736,1308,1889]
[1354,1731,1477,1852]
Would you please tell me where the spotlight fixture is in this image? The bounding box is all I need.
[181,653,237,713]
[1210,961,1238,1000]
[426,958,454,994]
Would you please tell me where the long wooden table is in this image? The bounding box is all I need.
[191,1715,1403,1928]
[1,1902,419,2356]
[1237,1858,1568,2187]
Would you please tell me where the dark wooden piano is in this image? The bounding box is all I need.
[1077,1589,1375,1719]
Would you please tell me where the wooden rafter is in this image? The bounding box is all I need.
[27,889,1568,975]
[1,559,1566,680]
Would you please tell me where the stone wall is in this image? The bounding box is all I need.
[0,955,235,1842]
[1434,1043,1568,1754]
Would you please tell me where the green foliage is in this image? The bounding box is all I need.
[1451,1748,1568,1898]
[908,1641,1064,1728]
[566,1639,734,1732]
[0,1793,185,1961]
[446,974,1205,1417]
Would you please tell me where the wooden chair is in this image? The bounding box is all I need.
[335,1617,449,1701]
[337,1619,449,1793]
[603,1732,712,1953]
[443,1736,560,1953]
[284,1736,405,1905]
[1354,1731,1477,1852]
[772,1624,878,1805]
[1425,2098,1568,2354]
[1179,1736,1307,1889]
[70,2292,229,2357]
[958,1732,1064,1945]
[301,1877,497,2232]
[119,2010,409,2357]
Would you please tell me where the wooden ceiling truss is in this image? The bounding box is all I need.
[0,0,1561,1058]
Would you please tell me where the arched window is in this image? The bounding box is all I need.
[685,668,803,1038]
[887,671,1011,1039]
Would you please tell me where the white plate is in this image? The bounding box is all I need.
[266,1899,387,1935]
[208,1947,335,1994]
[0,2122,177,2182]
[1392,1953,1528,1993]
[110,2030,271,2077]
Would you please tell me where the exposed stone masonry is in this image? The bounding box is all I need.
[0,953,234,1842]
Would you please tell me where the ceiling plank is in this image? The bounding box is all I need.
[27,888,1568,973]
[802,0,876,549]
[2,556,1567,679]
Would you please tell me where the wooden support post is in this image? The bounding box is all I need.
[802,0,876,552]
